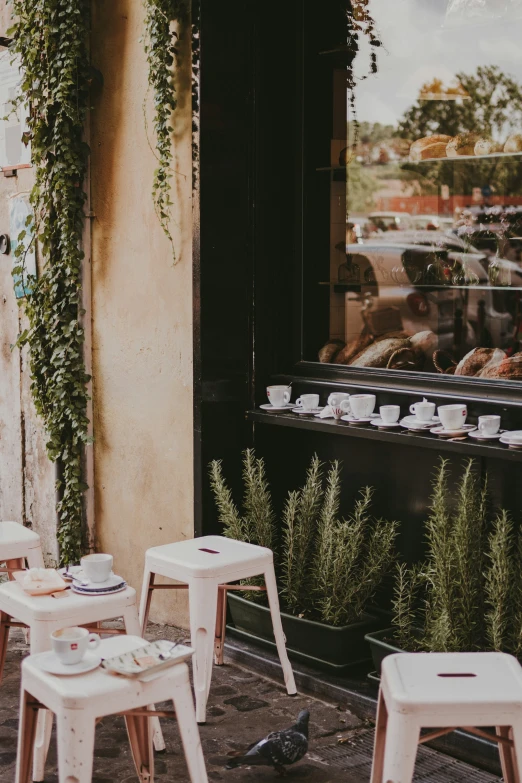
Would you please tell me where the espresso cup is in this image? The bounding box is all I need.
[295,394,320,411]
[331,400,351,420]
[349,394,376,419]
[478,415,501,436]
[410,399,436,422]
[51,627,101,665]
[328,392,349,408]
[267,385,291,408]
[380,405,400,424]
[81,553,113,583]
[438,403,467,431]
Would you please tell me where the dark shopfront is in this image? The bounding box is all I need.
[195,0,522,772]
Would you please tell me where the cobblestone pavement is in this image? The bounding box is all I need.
[0,624,502,782]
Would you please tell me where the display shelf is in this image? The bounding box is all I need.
[247,410,522,462]
[316,150,522,171]
[319,281,522,291]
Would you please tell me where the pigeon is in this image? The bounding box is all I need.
[225,708,310,775]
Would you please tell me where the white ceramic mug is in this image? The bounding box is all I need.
[478,415,501,436]
[51,627,101,665]
[438,403,467,431]
[328,392,349,408]
[349,394,376,419]
[331,400,351,420]
[266,385,291,408]
[380,405,400,424]
[81,553,113,583]
[295,394,320,411]
[410,399,436,422]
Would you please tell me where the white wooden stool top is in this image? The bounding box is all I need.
[0,522,40,549]
[145,535,273,581]
[383,652,522,712]
[0,581,137,624]
[22,635,192,714]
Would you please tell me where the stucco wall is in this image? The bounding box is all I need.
[90,0,194,626]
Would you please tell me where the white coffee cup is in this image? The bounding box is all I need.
[295,394,320,411]
[438,403,467,431]
[380,405,400,424]
[328,392,350,408]
[267,385,291,408]
[349,394,376,419]
[410,398,436,422]
[478,415,501,436]
[81,553,113,583]
[51,626,101,665]
[331,400,351,420]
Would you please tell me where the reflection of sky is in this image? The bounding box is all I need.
[354,0,522,126]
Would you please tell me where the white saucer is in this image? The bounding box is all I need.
[259,403,294,412]
[500,435,522,449]
[468,430,503,441]
[36,651,101,676]
[401,415,440,428]
[341,414,379,424]
[430,424,477,438]
[370,419,401,429]
[291,407,324,415]
[72,573,126,593]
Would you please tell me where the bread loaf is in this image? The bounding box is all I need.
[504,134,522,153]
[409,135,452,162]
[454,348,506,377]
[479,353,522,380]
[447,133,481,157]
[318,340,345,364]
[474,138,504,156]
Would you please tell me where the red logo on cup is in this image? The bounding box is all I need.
[71,643,78,650]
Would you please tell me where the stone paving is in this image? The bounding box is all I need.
[0,624,502,782]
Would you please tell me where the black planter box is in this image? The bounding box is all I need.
[365,627,409,676]
[226,592,382,672]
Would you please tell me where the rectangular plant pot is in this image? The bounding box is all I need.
[226,592,382,672]
[364,627,404,676]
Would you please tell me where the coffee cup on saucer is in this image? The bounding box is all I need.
[410,398,435,422]
[51,627,101,665]
[380,405,400,424]
[438,403,467,431]
[478,415,501,437]
[328,392,349,408]
[266,385,291,408]
[349,394,376,419]
[81,553,113,583]
[295,394,320,411]
[331,400,351,420]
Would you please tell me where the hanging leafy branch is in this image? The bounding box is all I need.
[346,0,383,152]
[143,0,188,260]
[8,0,92,564]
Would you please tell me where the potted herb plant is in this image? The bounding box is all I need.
[209,450,398,671]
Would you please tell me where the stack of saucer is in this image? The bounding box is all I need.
[72,573,127,595]
[400,414,439,432]
[500,430,522,449]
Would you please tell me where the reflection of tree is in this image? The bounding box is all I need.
[346,160,379,212]
[397,66,522,196]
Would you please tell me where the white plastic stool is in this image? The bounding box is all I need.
[15,634,208,783]
[371,652,522,783]
[0,521,44,574]
[0,580,164,781]
[139,535,297,723]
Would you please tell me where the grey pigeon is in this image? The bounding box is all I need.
[225,708,309,775]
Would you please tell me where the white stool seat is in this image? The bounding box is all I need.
[15,635,208,783]
[140,535,297,723]
[0,521,41,562]
[371,652,522,783]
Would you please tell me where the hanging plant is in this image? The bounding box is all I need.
[8,0,92,564]
[346,0,383,152]
[143,0,189,260]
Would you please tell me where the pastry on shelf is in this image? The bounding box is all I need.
[318,339,345,363]
[479,353,522,379]
[409,135,452,162]
[474,138,504,156]
[446,132,481,157]
[454,347,506,376]
[504,134,522,153]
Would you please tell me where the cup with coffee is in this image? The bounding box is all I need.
[478,415,501,437]
[379,405,400,424]
[51,627,101,665]
[438,403,467,431]
[81,553,113,584]
[295,394,320,411]
[266,385,291,408]
[349,394,376,419]
[410,398,436,422]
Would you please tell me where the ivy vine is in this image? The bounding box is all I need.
[8,0,92,564]
[143,0,189,260]
[346,0,383,150]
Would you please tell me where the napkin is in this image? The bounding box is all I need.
[318,405,334,418]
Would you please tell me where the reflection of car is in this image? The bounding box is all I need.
[343,242,518,352]
[367,211,413,232]
[411,215,454,231]
[458,207,522,262]
[372,229,472,253]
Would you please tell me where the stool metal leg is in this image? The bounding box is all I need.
[56,710,95,783]
[15,689,38,783]
[498,727,520,783]
[31,623,53,782]
[139,569,155,635]
[172,667,209,783]
[188,578,219,723]
[370,689,388,783]
[0,611,11,684]
[126,711,154,782]
[509,721,522,783]
[381,712,419,783]
[264,566,297,695]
